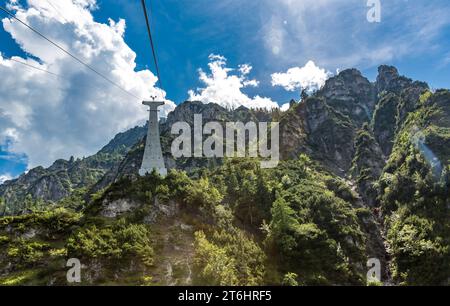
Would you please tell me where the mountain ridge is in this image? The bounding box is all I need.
[0,65,433,212]
[0,65,448,286]
[0,124,147,214]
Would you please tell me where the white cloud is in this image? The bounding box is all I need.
[188,54,279,110]
[0,174,13,184]
[259,0,450,70]
[0,0,175,169]
[280,103,290,112]
[271,60,332,93]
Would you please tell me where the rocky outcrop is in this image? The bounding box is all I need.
[281,68,379,175]
[100,199,140,218]
[372,67,429,156]
[376,65,428,96]
[396,85,428,127]
[351,124,385,206]
[372,93,400,156]
[280,96,356,174]
[98,125,147,155]
[318,69,377,125]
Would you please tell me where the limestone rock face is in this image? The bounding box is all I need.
[279,66,430,182]
[351,125,385,206]
[161,101,231,135]
[143,198,179,224]
[396,85,428,125]
[372,93,400,156]
[162,101,273,135]
[372,67,429,156]
[318,68,377,125]
[376,65,402,93]
[376,65,428,96]
[100,199,140,218]
[280,96,356,174]
[280,68,378,175]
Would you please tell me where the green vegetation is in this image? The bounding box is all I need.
[266,181,366,285]
[7,239,51,266]
[67,219,154,267]
[372,93,399,155]
[0,197,5,216]
[282,272,299,286]
[17,157,365,286]
[184,157,367,285]
[0,86,448,286]
[0,269,44,286]
[0,208,81,233]
[351,124,385,205]
[193,229,265,286]
[186,177,223,212]
[378,90,450,285]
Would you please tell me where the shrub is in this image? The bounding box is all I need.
[267,181,366,285]
[186,178,223,211]
[7,239,51,266]
[193,229,266,286]
[282,272,299,286]
[67,220,154,267]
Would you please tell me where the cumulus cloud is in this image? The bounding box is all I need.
[0,0,175,169]
[271,60,332,93]
[188,54,278,110]
[280,103,290,112]
[0,174,13,184]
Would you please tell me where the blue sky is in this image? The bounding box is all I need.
[1,0,450,181]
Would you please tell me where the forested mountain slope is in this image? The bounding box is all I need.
[0,66,448,286]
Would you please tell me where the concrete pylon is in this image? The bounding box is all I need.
[139,101,167,177]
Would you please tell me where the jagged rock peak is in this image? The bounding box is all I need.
[320,68,372,98]
[375,64,428,95]
[318,67,376,125]
[378,65,399,80]
[337,68,363,78]
[377,65,400,92]
[48,159,70,171]
[98,124,147,155]
[235,105,249,111]
[168,101,228,116]
[164,101,230,127]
